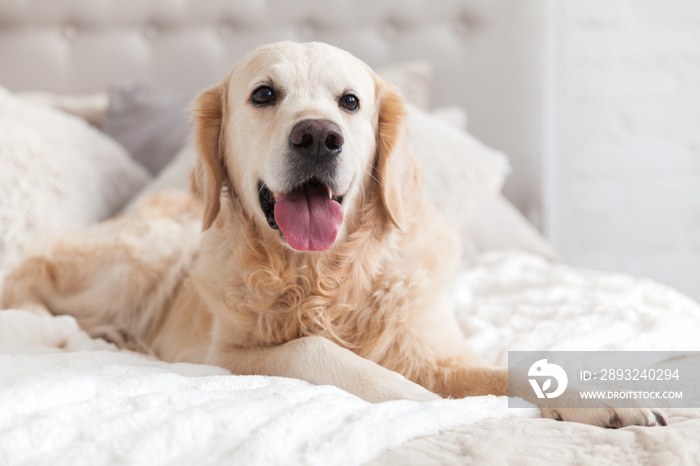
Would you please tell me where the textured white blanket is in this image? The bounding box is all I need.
[2,251,700,465]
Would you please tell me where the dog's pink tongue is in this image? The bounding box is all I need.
[274,184,343,251]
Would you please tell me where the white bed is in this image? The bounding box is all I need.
[2,1,700,465]
[3,252,700,465]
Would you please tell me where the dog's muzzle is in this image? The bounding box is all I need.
[255,119,347,252]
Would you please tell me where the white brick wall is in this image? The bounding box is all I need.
[549,0,700,300]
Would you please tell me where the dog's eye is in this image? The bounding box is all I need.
[252,86,276,105]
[339,94,359,112]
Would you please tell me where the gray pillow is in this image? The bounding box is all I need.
[102,85,194,175]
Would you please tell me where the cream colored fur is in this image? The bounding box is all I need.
[3,42,664,427]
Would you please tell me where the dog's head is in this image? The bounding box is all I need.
[192,41,412,251]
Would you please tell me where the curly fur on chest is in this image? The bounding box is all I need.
[192,195,432,363]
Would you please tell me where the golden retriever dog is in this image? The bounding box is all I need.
[3,42,665,428]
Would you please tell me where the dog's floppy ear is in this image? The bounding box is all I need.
[191,82,228,230]
[374,77,415,231]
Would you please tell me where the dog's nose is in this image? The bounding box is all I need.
[290,119,344,158]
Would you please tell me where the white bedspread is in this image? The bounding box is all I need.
[2,251,699,465]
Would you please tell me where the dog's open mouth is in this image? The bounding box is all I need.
[258,178,344,252]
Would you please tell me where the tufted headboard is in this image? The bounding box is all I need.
[0,0,547,226]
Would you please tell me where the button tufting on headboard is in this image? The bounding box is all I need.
[143,25,159,40]
[382,22,398,39]
[218,23,234,38]
[299,22,316,40]
[61,23,78,39]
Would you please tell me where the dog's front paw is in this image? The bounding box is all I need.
[541,407,667,428]
[371,372,442,403]
[357,365,441,403]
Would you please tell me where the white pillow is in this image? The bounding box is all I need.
[431,105,469,132]
[0,85,151,290]
[407,103,510,234]
[462,194,558,261]
[427,106,556,260]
